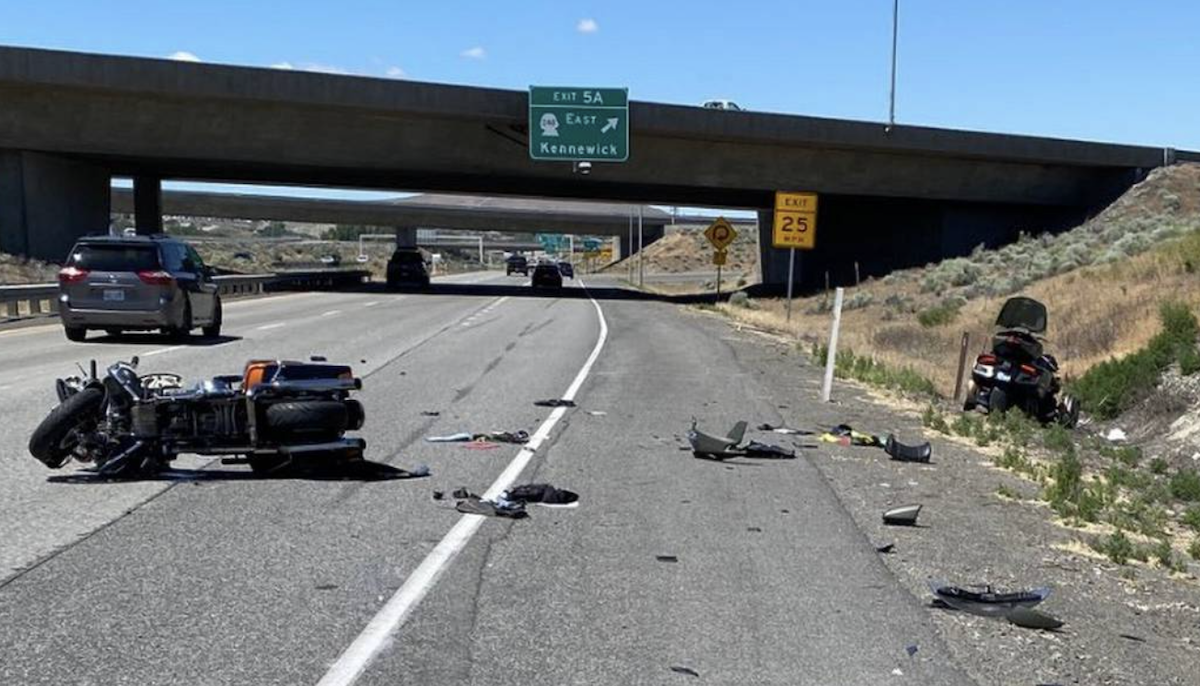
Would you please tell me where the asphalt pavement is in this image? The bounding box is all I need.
[0,270,972,685]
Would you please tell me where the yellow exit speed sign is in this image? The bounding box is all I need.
[772,191,818,249]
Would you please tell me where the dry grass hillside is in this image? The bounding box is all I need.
[716,163,1200,395]
[0,253,59,284]
[606,222,760,279]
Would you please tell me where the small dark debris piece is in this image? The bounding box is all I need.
[505,483,578,505]
[315,583,338,591]
[781,509,790,514]
[1006,607,1064,631]
[452,487,476,500]
[886,434,932,463]
[747,526,763,533]
[670,666,700,677]
[876,543,896,554]
[533,398,576,408]
[1118,633,1146,643]
[883,504,922,526]
[432,491,444,500]
[905,644,918,658]
[420,410,441,417]
[656,555,679,563]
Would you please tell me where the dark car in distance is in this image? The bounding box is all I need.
[506,255,529,276]
[557,261,575,279]
[386,249,431,289]
[531,262,563,289]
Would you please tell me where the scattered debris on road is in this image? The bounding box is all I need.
[669,665,700,677]
[420,410,441,417]
[687,420,794,459]
[427,432,473,443]
[1005,607,1064,631]
[882,504,922,526]
[656,555,679,563]
[928,580,1050,618]
[884,435,932,463]
[876,542,896,554]
[757,423,814,435]
[533,398,577,408]
[504,483,579,506]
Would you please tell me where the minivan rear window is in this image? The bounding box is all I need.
[68,244,161,271]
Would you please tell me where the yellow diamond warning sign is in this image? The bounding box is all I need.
[704,217,738,251]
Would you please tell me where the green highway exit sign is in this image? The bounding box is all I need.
[529,86,629,162]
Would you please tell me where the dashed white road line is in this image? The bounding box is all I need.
[315,281,608,686]
[321,310,342,317]
[256,322,286,331]
[362,301,379,308]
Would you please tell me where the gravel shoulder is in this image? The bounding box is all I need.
[701,309,1200,686]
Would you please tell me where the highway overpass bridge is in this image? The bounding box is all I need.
[109,188,666,259]
[0,46,1195,289]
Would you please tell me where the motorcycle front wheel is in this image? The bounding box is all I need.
[28,387,105,468]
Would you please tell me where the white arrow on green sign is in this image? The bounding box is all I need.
[529,86,629,162]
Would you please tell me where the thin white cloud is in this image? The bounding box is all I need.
[577,18,599,34]
[460,46,486,60]
[168,51,201,62]
[385,66,406,78]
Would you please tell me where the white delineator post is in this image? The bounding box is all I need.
[821,287,845,403]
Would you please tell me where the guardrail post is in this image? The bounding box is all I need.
[29,297,42,315]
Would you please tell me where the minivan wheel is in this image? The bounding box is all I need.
[202,297,222,338]
[64,326,87,342]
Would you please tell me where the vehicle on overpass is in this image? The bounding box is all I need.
[557,261,575,279]
[58,235,221,342]
[28,356,366,477]
[386,248,431,289]
[701,99,743,111]
[506,254,529,276]
[531,262,563,289]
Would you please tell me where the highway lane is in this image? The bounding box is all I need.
[0,272,971,685]
[0,269,510,580]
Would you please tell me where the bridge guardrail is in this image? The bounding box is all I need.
[0,269,369,322]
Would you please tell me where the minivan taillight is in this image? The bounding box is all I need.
[136,270,175,286]
[58,266,90,284]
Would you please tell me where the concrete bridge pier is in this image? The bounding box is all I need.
[0,150,110,262]
[617,224,665,260]
[132,176,163,235]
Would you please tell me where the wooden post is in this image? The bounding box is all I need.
[953,332,972,401]
[824,270,830,296]
[854,261,861,286]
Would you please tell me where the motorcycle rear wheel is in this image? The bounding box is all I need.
[28,387,104,468]
[988,386,1010,414]
[263,400,350,439]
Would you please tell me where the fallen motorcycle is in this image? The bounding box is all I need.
[963,296,1079,427]
[29,356,366,477]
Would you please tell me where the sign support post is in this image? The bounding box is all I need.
[637,205,644,288]
[785,247,796,321]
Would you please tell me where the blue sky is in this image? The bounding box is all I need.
[2,1,1197,201]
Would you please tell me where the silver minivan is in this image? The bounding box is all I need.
[58,235,222,341]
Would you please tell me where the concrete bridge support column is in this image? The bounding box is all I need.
[394,226,417,249]
[617,223,666,260]
[756,209,806,295]
[0,150,111,262]
[132,176,163,235]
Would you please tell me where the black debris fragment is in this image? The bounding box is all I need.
[420,410,441,417]
[432,490,444,500]
[741,441,796,459]
[656,555,679,563]
[747,526,763,533]
[534,398,577,408]
[315,584,338,591]
[905,644,918,658]
[1119,633,1146,643]
[505,483,579,505]
[670,666,700,677]
[885,435,933,463]
[455,497,527,519]
[928,580,1050,618]
[876,543,896,554]
[1006,607,1064,630]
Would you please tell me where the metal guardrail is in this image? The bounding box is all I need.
[0,269,369,321]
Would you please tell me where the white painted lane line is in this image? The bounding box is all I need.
[315,280,608,686]
[362,301,379,308]
[321,310,342,317]
[141,345,184,358]
[256,322,286,331]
